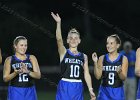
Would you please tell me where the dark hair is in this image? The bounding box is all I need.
[13,36,27,46]
[108,34,121,46]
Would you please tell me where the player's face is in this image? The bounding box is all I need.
[106,37,119,53]
[14,40,27,55]
[67,33,81,48]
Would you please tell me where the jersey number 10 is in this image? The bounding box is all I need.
[70,65,80,78]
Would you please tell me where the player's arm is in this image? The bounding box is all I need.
[135,48,140,77]
[84,54,96,100]
[3,57,19,82]
[51,12,66,62]
[92,53,103,80]
[117,56,128,81]
[29,55,41,79]
[0,48,2,64]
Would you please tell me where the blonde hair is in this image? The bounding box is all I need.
[108,34,121,45]
[13,36,27,52]
[68,28,80,37]
[13,36,27,46]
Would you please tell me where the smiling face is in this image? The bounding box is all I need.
[106,36,120,53]
[14,40,27,55]
[13,36,27,55]
[67,29,81,48]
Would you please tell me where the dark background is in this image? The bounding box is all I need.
[0,0,140,65]
[0,0,140,99]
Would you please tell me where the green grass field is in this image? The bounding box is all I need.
[38,91,96,100]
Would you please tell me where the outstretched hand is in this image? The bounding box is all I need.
[51,12,61,23]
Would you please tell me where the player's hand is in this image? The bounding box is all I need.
[51,12,61,23]
[14,68,23,74]
[92,52,98,63]
[135,71,140,77]
[21,62,30,74]
[84,54,88,62]
[89,89,96,100]
[116,65,122,74]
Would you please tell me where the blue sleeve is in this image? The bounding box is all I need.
[120,50,124,55]
[131,50,136,61]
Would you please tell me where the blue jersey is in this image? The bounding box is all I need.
[60,49,84,80]
[10,54,35,87]
[8,86,37,100]
[137,80,140,99]
[98,53,125,100]
[8,54,37,100]
[120,50,136,78]
[56,49,84,100]
[98,85,125,100]
[56,79,83,100]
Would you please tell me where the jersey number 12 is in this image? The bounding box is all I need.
[19,74,28,82]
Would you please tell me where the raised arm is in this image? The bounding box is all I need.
[0,48,2,64]
[84,54,96,100]
[135,48,140,77]
[92,52,103,80]
[51,12,66,62]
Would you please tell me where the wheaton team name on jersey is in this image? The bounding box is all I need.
[64,58,84,66]
[12,63,32,69]
[101,53,123,88]
[103,65,121,71]
[10,55,35,87]
[61,49,84,80]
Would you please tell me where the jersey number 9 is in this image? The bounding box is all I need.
[108,73,114,85]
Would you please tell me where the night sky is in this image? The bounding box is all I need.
[0,0,140,65]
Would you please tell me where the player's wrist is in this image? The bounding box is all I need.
[14,71,18,75]
[97,66,102,70]
[89,87,93,91]
[27,70,31,75]
[117,69,122,74]
[57,21,61,24]
[14,69,21,74]
[94,62,98,65]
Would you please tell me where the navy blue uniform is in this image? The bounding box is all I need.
[137,80,140,99]
[121,50,136,100]
[136,80,140,99]
[56,49,84,100]
[121,50,136,78]
[8,54,37,100]
[97,53,125,100]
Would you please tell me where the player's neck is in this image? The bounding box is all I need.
[15,52,26,60]
[69,48,78,54]
[109,51,119,60]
